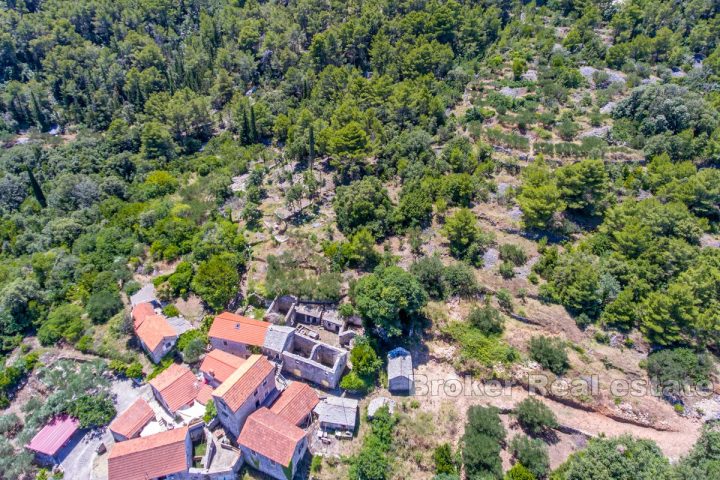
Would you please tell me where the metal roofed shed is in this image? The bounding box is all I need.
[388,347,413,394]
[25,415,80,465]
[315,396,359,432]
[130,283,158,307]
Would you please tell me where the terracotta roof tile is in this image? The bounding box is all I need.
[270,382,319,426]
[108,426,189,480]
[238,408,305,466]
[135,313,176,351]
[195,383,214,405]
[208,312,269,347]
[212,355,274,412]
[109,398,155,440]
[26,415,79,456]
[132,303,155,329]
[149,364,204,413]
[200,349,245,383]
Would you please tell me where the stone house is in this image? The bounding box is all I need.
[108,398,155,442]
[132,302,177,363]
[238,408,308,480]
[212,354,278,438]
[149,363,207,415]
[269,381,319,428]
[200,349,246,387]
[108,423,243,480]
[208,312,270,358]
[108,426,192,480]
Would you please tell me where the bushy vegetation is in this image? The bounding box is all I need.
[529,336,569,375]
[515,398,558,436]
[340,336,382,393]
[553,435,672,480]
[349,405,396,480]
[351,266,427,339]
[509,435,550,479]
[462,406,506,479]
[644,348,713,394]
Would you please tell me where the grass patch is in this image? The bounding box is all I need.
[443,322,518,370]
[193,440,207,468]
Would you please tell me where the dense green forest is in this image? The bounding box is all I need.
[2,0,720,478]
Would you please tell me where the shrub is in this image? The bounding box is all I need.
[349,406,396,480]
[162,304,180,317]
[444,262,479,297]
[500,244,528,266]
[203,399,217,423]
[37,304,86,346]
[66,394,116,428]
[496,289,514,312]
[411,255,448,300]
[509,435,549,478]
[340,371,369,392]
[311,456,322,474]
[434,443,457,475]
[504,463,537,480]
[499,261,516,279]
[468,305,505,336]
[125,362,143,379]
[645,348,712,394]
[86,290,123,323]
[529,336,569,375]
[75,335,94,353]
[0,413,21,437]
[462,406,505,479]
[515,398,558,435]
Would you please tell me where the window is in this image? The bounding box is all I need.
[262,379,267,386]
[223,340,228,346]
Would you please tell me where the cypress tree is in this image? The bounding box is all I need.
[249,105,257,143]
[241,107,250,145]
[308,124,315,170]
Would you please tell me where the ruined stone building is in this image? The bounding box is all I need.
[281,332,347,389]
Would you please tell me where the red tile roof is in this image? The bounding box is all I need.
[195,383,214,405]
[270,382,319,426]
[135,313,176,351]
[26,415,80,456]
[108,426,189,480]
[208,312,269,347]
[109,398,155,440]
[200,349,245,383]
[212,355,274,412]
[132,303,155,329]
[149,364,204,413]
[238,408,305,466]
